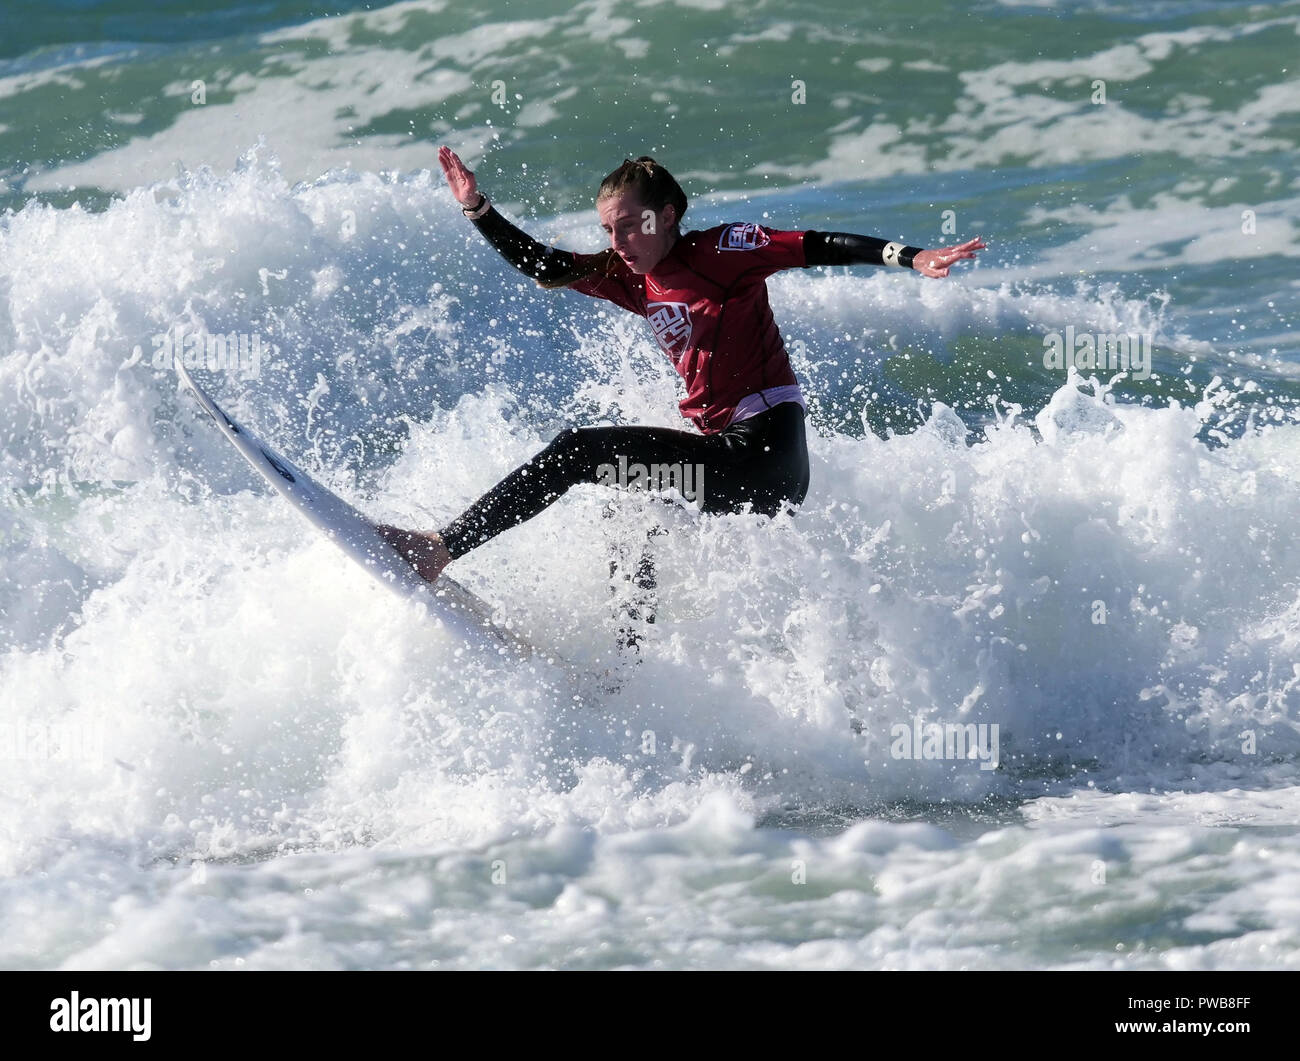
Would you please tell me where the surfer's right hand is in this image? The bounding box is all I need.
[438,146,479,208]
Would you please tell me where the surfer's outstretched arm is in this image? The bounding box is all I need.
[439,145,591,286]
[803,231,986,278]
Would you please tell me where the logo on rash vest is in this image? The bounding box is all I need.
[717,222,771,251]
[646,301,693,363]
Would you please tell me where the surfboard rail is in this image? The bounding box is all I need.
[175,361,536,658]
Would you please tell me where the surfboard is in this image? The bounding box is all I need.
[175,361,535,658]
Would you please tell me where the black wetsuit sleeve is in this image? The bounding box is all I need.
[803,231,924,269]
[468,201,577,283]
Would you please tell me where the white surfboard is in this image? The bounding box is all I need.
[175,361,536,658]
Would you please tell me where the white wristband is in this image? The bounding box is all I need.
[882,241,905,267]
[462,194,490,220]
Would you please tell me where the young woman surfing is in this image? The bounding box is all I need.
[378,146,985,582]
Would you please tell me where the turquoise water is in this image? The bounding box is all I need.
[1,0,1298,969]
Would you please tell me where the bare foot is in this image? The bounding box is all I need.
[375,524,452,584]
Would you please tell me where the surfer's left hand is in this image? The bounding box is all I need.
[912,237,986,278]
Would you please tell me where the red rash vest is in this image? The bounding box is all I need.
[566,222,806,434]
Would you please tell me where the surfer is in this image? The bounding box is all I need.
[378,147,985,582]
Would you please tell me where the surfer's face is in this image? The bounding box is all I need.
[598,192,678,274]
